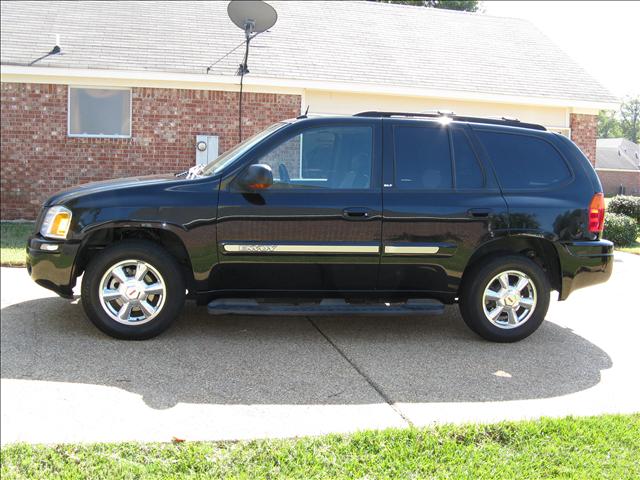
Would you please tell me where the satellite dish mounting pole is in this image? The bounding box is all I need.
[227,0,278,144]
[237,20,255,143]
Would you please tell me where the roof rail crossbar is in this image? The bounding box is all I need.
[353,111,546,131]
[419,109,456,116]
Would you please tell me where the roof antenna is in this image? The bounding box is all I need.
[227,0,278,142]
[29,34,61,66]
[297,105,310,119]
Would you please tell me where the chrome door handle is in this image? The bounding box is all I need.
[467,208,492,218]
[343,207,373,220]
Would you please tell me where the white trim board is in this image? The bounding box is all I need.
[1,65,617,112]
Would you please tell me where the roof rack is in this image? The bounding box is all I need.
[353,111,546,131]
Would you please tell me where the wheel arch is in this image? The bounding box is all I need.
[75,224,196,294]
[460,236,562,295]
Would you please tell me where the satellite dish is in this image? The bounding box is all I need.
[228,0,277,35]
[226,0,278,143]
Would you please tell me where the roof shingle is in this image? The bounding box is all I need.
[0,1,617,104]
[596,138,640,170]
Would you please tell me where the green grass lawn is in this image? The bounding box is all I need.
[618,236,640,255]
[0,222,33,267]
[1,414,639,479]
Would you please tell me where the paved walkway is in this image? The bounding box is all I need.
[2,253,639,444]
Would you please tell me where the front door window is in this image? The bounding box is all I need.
[256,126,373,190]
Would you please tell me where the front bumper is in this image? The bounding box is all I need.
[557,239,614,300]
[26,236,81,298]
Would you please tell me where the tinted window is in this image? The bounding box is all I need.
[476,131,571,189]
[394,126,451,189]
[452,129,484,189]
[203,123,286,176]
[256,125,372,189]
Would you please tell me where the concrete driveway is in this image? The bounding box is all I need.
[2,253,639,444]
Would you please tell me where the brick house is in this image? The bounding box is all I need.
[1,1,617,219]
[595,138,640,196]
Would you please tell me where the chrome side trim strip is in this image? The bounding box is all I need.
[384,245,440,254]
[222,244,380,254]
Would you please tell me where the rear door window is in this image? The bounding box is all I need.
[393,125,452,190]
[475,131,571,189]
[452,128,484,189]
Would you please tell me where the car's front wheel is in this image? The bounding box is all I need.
[459,255,550,342]
[81,240,185,340]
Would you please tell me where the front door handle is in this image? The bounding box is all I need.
[467,208,492,218]
[343,207,373,220]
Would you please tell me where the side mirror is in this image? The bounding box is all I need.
[237,164,273,190]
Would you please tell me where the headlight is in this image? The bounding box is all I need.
[40,206,72,239]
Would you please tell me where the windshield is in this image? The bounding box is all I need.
[202,122,287,176]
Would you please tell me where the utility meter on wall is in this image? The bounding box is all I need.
[195,135,219,166]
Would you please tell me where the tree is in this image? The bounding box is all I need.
[597,96,640,143]
[371,0,481,12]
[597,110,622,139]
[620,96,640,144]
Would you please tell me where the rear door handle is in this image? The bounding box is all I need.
[343,207,373,220]
[467,208,492,218]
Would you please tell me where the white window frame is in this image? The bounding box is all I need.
[298,133,328,182]
[283,131,328,183]
[67,85,132,138]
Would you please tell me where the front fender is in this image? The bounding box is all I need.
[75,211,219,287]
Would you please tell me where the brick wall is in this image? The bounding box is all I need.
[0,82,301,219]
[570,113,597,166]
[596,170,640,196]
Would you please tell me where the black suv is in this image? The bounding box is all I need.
[27,111,613,342]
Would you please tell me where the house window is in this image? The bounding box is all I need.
[68,87,131,138]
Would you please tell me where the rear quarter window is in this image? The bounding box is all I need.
[475,130,572,190]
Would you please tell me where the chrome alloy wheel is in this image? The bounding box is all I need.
[482,270,537,329]
[98,260,166,326]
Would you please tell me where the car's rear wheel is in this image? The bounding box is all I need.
[459,255,550,342]
[81,240,185,340]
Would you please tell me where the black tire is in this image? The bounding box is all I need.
[459,255,550,343]
[81,240,186,340]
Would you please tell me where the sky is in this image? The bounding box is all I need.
[483,1,639,99]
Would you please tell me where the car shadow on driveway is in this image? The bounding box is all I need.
[1,296,612,409]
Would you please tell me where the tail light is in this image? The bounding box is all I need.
[588,193,605,233]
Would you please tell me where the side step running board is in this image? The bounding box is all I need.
[208,298,445,316]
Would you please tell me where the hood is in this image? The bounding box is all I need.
[44,174,179,206]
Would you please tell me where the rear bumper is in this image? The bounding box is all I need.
[557,239,613,300]
[26,236,81,298]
